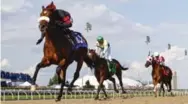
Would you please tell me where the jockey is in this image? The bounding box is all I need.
[95,36,111,60]
[153,52,166,70]
[95,36,115,72]
[36,2,76,45]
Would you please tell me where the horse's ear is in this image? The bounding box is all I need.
[148,51,151,56]
[42,6,45,10]
[51,1,54,5]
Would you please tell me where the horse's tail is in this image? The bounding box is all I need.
[112,59,128,71]
[83,55,94,70]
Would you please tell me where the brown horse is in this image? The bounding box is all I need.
[31,2,93,102]
[145,53,173,97]
[87,49,128,99]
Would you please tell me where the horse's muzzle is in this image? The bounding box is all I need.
[39,24,47,33]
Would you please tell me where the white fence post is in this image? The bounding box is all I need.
[35,91,40,99]
[3,91,5,101]
[17,91,19,100]
[43,91,45,100]
[31,91,33,100]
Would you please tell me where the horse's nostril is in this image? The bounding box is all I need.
[40,25,44,29]
[39,24,46,31]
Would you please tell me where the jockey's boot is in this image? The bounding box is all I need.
[107,61,112,72]
[107,60,116,73]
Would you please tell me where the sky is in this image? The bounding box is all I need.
[1,0,188,88]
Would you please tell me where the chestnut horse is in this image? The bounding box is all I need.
[31,2,93,102]
[145,53,173,97]
[88,49,128,99]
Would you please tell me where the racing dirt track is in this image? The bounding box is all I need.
[2,96,188,104]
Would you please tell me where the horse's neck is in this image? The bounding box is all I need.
[152,62,160,73]
[94,56,105,66]
[44,33,52,44]
[47,28,71,48]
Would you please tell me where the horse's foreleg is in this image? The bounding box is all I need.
[56,64,68,102]
[68,58,83,91]
[56,66,62,84]
[95,77,104,100]
[162,83,165,97]
[109,77,119,93]
[101,84,108,99]
[31,57,50,91]
[153,79,159,97]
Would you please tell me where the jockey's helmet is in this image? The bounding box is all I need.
[153,52,159,57]
[97,36,104,42]
[46,2,56,11]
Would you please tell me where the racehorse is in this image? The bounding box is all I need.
[31,3,93,102]
[87,49,128,100]
[145,52,173,97]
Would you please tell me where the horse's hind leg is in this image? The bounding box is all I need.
[68,58,84,91]
[159,82,165,97]
[31,57,50,91]
[168,80,174,96]
[168,80,172,92]
[116,72,126,93]
[109,77,119,93]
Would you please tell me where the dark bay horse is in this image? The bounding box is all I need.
[31,2,93,102]
[145,54,173,97]
[88,49,128,99]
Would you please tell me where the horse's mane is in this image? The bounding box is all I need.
[93,51,107,66]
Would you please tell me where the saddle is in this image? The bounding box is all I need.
[64,30,87,50]
[161,65,169,76]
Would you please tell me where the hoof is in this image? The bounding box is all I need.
[170,92,175,97]
[122,91,127,94]
[30,85,36,91]
[67,87,72,92]
[115,90,119,93]
[103,96,109,100]
[55,98,61,102]
[94,97,99,100]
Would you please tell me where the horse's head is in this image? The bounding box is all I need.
[38,2,55,33]
[88,49,99,62]
[145,56,153,68]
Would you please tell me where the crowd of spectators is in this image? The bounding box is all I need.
[1,70,32,82]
